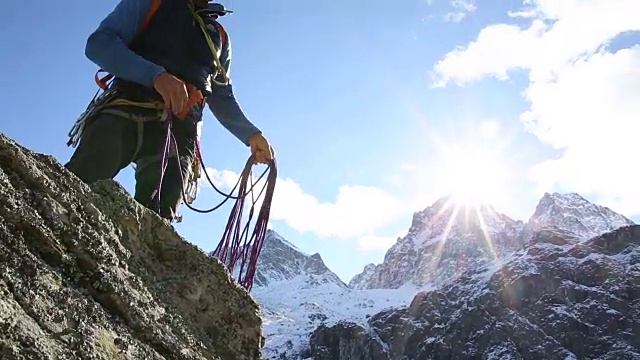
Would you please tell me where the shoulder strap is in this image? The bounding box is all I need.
[215,21,228,49]
[207,21,230,85]
[95,0,163,90]
[143,0,162,29]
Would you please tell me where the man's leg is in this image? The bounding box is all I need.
[133,120,197,220]
[65,113,138,184]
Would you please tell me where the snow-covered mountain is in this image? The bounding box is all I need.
[523,192,634,241]
[253,193,637,359]
[251,231,417,359]
[349,193,635,290]
[251,230,346,288]
[310,225,640,359]
[349,196,525,290]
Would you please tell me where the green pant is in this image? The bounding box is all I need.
[65,108,197,221]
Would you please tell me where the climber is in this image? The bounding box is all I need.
[64,0,275,221]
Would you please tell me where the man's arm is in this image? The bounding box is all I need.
[85,0,166,88]
[205,25,261,147]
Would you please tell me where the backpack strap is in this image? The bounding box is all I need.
[143,0,162,29]
[215,21,228,50]
[94,0,163,90]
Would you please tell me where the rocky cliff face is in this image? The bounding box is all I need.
[242,230,349,358]
[0,132,264,360]
[310,225,640,359]
[249,230,416,360]
[349,193,635,291]
[349,197,525,290]
[253,192,637,359]
[251,230,346,289]
[523,192,635,241]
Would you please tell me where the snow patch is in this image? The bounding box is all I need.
[253,275,418,358]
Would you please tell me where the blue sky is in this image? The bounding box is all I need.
[2,0,639,284]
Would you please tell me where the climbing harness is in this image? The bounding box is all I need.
[68,0,232,205]
[66,1,276,291]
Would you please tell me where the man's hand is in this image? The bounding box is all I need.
[248,132,275,164]
[153,72,189,116]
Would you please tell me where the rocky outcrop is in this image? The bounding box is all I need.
[349,197,525,290]
[0,133,264,359]
[523,192,635,241]
[309,322,389,360]
[248,230,346,288]
[349,193,635,292]
[248,230,381,360]
[311,225,640,359]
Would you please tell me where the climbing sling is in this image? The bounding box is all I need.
[66,1,276,292]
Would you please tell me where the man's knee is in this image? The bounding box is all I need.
[65,114,137,184]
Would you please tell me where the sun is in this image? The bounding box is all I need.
[435,145,509,208]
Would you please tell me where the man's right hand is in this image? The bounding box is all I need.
[153,72,189,116]
[248,132,275,165]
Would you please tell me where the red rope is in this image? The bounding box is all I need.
[159,117,277,292]
[212,152,276,291]
[150,119,174,212]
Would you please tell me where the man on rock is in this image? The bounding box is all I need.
[65,0,274,221]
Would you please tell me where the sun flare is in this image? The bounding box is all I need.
[435,145,509,208]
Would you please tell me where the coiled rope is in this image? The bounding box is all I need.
[155,117,276,292]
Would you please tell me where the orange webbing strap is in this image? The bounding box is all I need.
[176,83,205,119]
[143,0,162,28]
[216,21,228,49]
[95,70,113,90]
[93,0,162,90]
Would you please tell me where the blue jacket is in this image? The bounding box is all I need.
[85,0,261,146]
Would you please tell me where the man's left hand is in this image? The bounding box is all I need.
[248,132,275,164]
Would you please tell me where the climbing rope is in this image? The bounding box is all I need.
[209,152,276,292]
[190,2,230,86]
[157,115,277,292]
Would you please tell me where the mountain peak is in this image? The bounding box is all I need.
[540,192,593,205]
[406,195,517,243]
[350,197,524,290]
[250,230,346,289]
[526,192,634,241]
[349,191,634,291]
[265,229,307,255]
[311,225,640,360]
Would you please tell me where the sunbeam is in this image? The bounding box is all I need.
[413,125,516,282]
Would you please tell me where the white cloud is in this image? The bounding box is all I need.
[433,0,640,86]
[431,0,640,215]
[204,168,410,240]
[400,162,418,172]
[431,21,549,86]
[479,120,500,138]
[444,12,467,23]
[383,174,403,187]
[525,47,640,214]
[444,0,477,23]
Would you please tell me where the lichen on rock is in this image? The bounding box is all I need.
[0,132,264,360]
